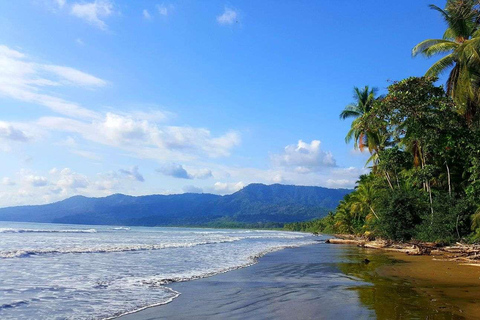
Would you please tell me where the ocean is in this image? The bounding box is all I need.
[0,221,316,319]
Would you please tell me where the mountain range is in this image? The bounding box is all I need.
[0,183,351,228]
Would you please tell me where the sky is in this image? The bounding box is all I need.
[0,0,449,207]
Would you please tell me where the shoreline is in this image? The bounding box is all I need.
[118,241,480,320]
[326,234,480,265]
[111,241,318,320]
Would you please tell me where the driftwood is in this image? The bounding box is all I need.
[333,234,360,240]
[325,235,480,264]
[325,238,365,245]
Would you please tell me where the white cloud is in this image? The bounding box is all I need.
[75,38,85,46]
[325,179,350,188]
[56,168,89,189]
[156,164,211,180]
[271,140,336,173]
[157,4,169,16]
[71,149,102,161]
[2,177,15,186]
[271,173,284,184]
[123,109,171,122]
[0,45,25,59]
[37,112,240,160]
[58,136,77,147]
[26,175,48,187]
[143,9,151,20]
[326,167,368,188]
[119,166,144,182]
[71,0,113,30]
[191,168,213,179]
[217,8,237,25]
[40,65,106,87]
[0,122,30,142]
[54,0,66,8]
[0,45,104,119]
[213,181,244,194]
[183,185,203,193]
[95,177,119,191]
[157,164,191,179]
[0,167,156,206]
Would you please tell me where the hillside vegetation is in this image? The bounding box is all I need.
[0,183,350,228]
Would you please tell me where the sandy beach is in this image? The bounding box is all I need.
[118,242,480,320]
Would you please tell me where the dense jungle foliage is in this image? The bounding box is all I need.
[285,0,480,243]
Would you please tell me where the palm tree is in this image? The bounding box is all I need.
[412,0,480,121]
[333,199,354,234]
[340,86,379,151]
[349,175,379,221]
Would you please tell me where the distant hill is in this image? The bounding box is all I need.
[0,184,351,228]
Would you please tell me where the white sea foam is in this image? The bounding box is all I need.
[0,228,97,234]
[138,241,316,286]
[111,227,131,231]
[0,236,242,258]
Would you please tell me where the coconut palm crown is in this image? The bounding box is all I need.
[412,0,480,120]
[340,86,380,153]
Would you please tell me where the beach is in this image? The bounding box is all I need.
[118,242,480,320]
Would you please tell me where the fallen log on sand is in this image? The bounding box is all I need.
[325,236,480,265]
[325,238,365,245]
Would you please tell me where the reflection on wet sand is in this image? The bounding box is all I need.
[336,246,480,319]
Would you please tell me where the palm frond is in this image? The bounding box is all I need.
[339,104,362,119]
[471,207,480,230]
[443,28,456,40]
[429,4,450,22]
[425,53,456,77]
[422,41,458,57]
[412,39,457,57]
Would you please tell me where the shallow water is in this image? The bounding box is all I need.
[0,221,316,319]
[117,243,471,320]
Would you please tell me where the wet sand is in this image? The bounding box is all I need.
[377,251,480,318]
[118,243,480,320]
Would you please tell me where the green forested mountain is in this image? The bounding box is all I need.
[0,184,350,228]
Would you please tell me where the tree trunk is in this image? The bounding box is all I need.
[446,161,452,197]
[384,171,394,190]
[395,170,400,188]
[456,214,461,240]
[427,180,434,225]
[423,152,434,225]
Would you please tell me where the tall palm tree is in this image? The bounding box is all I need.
[412,0,480,121]
[340,86,379,152]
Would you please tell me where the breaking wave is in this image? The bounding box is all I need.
[0,228,97,234]
[104,241,316,320]
[0,237,242,259]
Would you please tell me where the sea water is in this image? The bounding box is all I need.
[0,221,316,319]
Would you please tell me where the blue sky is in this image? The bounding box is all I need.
[0,0,448,206]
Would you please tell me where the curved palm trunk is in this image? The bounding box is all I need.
[369,206,379,220]
[446,161,452,197]
[384,171,394,190]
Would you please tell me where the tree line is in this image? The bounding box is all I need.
[285,0,480,243]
